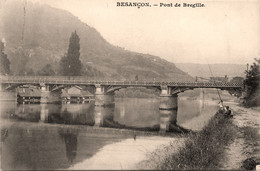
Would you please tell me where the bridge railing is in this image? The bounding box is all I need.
[0,76,243,88]
[0,76,91,81]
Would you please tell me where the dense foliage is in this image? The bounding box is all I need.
[59,31,82,76]
[37,64,56,76]
[0,41,11,75]
[244,58,260,106]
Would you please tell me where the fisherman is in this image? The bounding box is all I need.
[224,106,233,118]
[217,100,233,118]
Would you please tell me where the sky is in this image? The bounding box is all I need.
[30,0,259,64]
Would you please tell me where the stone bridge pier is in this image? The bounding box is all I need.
[94,84,115,106]
[159,86,189,132]
[94,105,115,127]
[40,103,49,122]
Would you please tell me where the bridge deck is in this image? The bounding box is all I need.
[0,76,243,88]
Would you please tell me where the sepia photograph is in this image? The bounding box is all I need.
[0,0,259,170]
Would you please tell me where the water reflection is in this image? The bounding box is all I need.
[114,98,160,128]
[0,98,217,131]
[94,106,114,127]
[0,98,219,170]
[14,103,41,121]
[1,127,8,142]
[40,103,48,122]
[48,103,95,125]
[0,123,125,170]
[58,128,79,163]
[159,109,177,131]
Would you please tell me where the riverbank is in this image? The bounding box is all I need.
[137,102,260,170]
[137,112,237,170]
[221,102,260,170]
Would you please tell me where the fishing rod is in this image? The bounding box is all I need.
[21,0,27,46]
[207,62,223,104]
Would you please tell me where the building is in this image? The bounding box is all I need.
[17,85,41,103]
[210,75,228,82]
[62,86,94,102]
[16,85,94,103]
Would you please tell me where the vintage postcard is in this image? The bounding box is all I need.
[0,0,259,170]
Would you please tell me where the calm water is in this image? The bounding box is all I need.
[0,97,218,170]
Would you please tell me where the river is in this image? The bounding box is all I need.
[0,97,218,170]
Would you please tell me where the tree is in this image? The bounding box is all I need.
[27,68,35,76]
[244,58,260,106]
[37,64,55,76]
[59,53,68,75]
[0,41,11,75]
[59,31,82,76]
[245,58,260,86]
[12,47,29,75]
[228,76,244,97]
[135,75,139,81]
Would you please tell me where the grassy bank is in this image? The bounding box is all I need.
[156,113,237,170]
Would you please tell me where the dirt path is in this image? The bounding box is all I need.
[221,102,260,170]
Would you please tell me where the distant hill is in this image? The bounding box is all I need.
[0,0,192,81]
[175,63,246,79]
